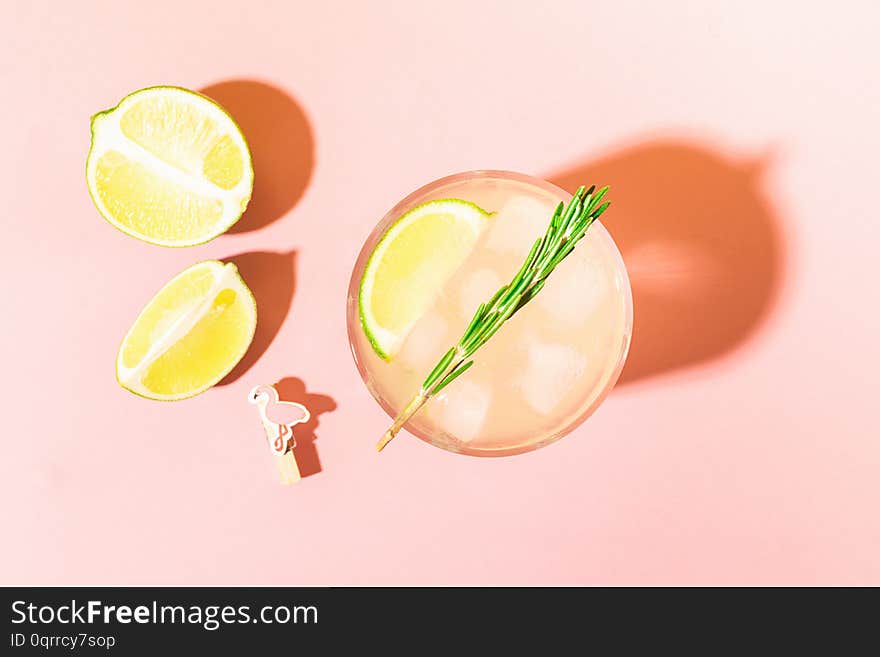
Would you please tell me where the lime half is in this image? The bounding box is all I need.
[359,198,489,360]
[86,86,254,247]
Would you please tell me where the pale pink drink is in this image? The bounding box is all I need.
[347,171,632,456]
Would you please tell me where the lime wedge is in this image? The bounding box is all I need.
[359,198,489,360]
[117,260,257,400]
[86,86,254,247]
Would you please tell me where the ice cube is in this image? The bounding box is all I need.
[398,312,449,373]
[535,247,607,325]
[485,195,557,261]
[516,340,587,414]
[432,379,492,442]
[456,267,504,319]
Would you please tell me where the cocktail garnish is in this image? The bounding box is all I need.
[376,184,610,451]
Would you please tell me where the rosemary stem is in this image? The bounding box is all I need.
[375,183,610,452]
[375,354,466,451]
[376,390,430,452]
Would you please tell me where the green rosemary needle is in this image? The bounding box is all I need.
[376,184,610,452]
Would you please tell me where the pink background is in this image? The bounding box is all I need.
[2,1,878,585]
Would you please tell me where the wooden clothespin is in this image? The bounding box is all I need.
[248,384,311,484]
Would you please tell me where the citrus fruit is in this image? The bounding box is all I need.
[359,198,489,360]
[117,260,257,400]
[86,86,253,247]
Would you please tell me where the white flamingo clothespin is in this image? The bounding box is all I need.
[248,384,311,485]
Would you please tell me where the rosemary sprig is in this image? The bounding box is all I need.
[376,184,610,451]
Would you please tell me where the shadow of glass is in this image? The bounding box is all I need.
[549,139,785,385]
[200,79,314,233]
[274,377,337,478]
[219,250,297,384]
